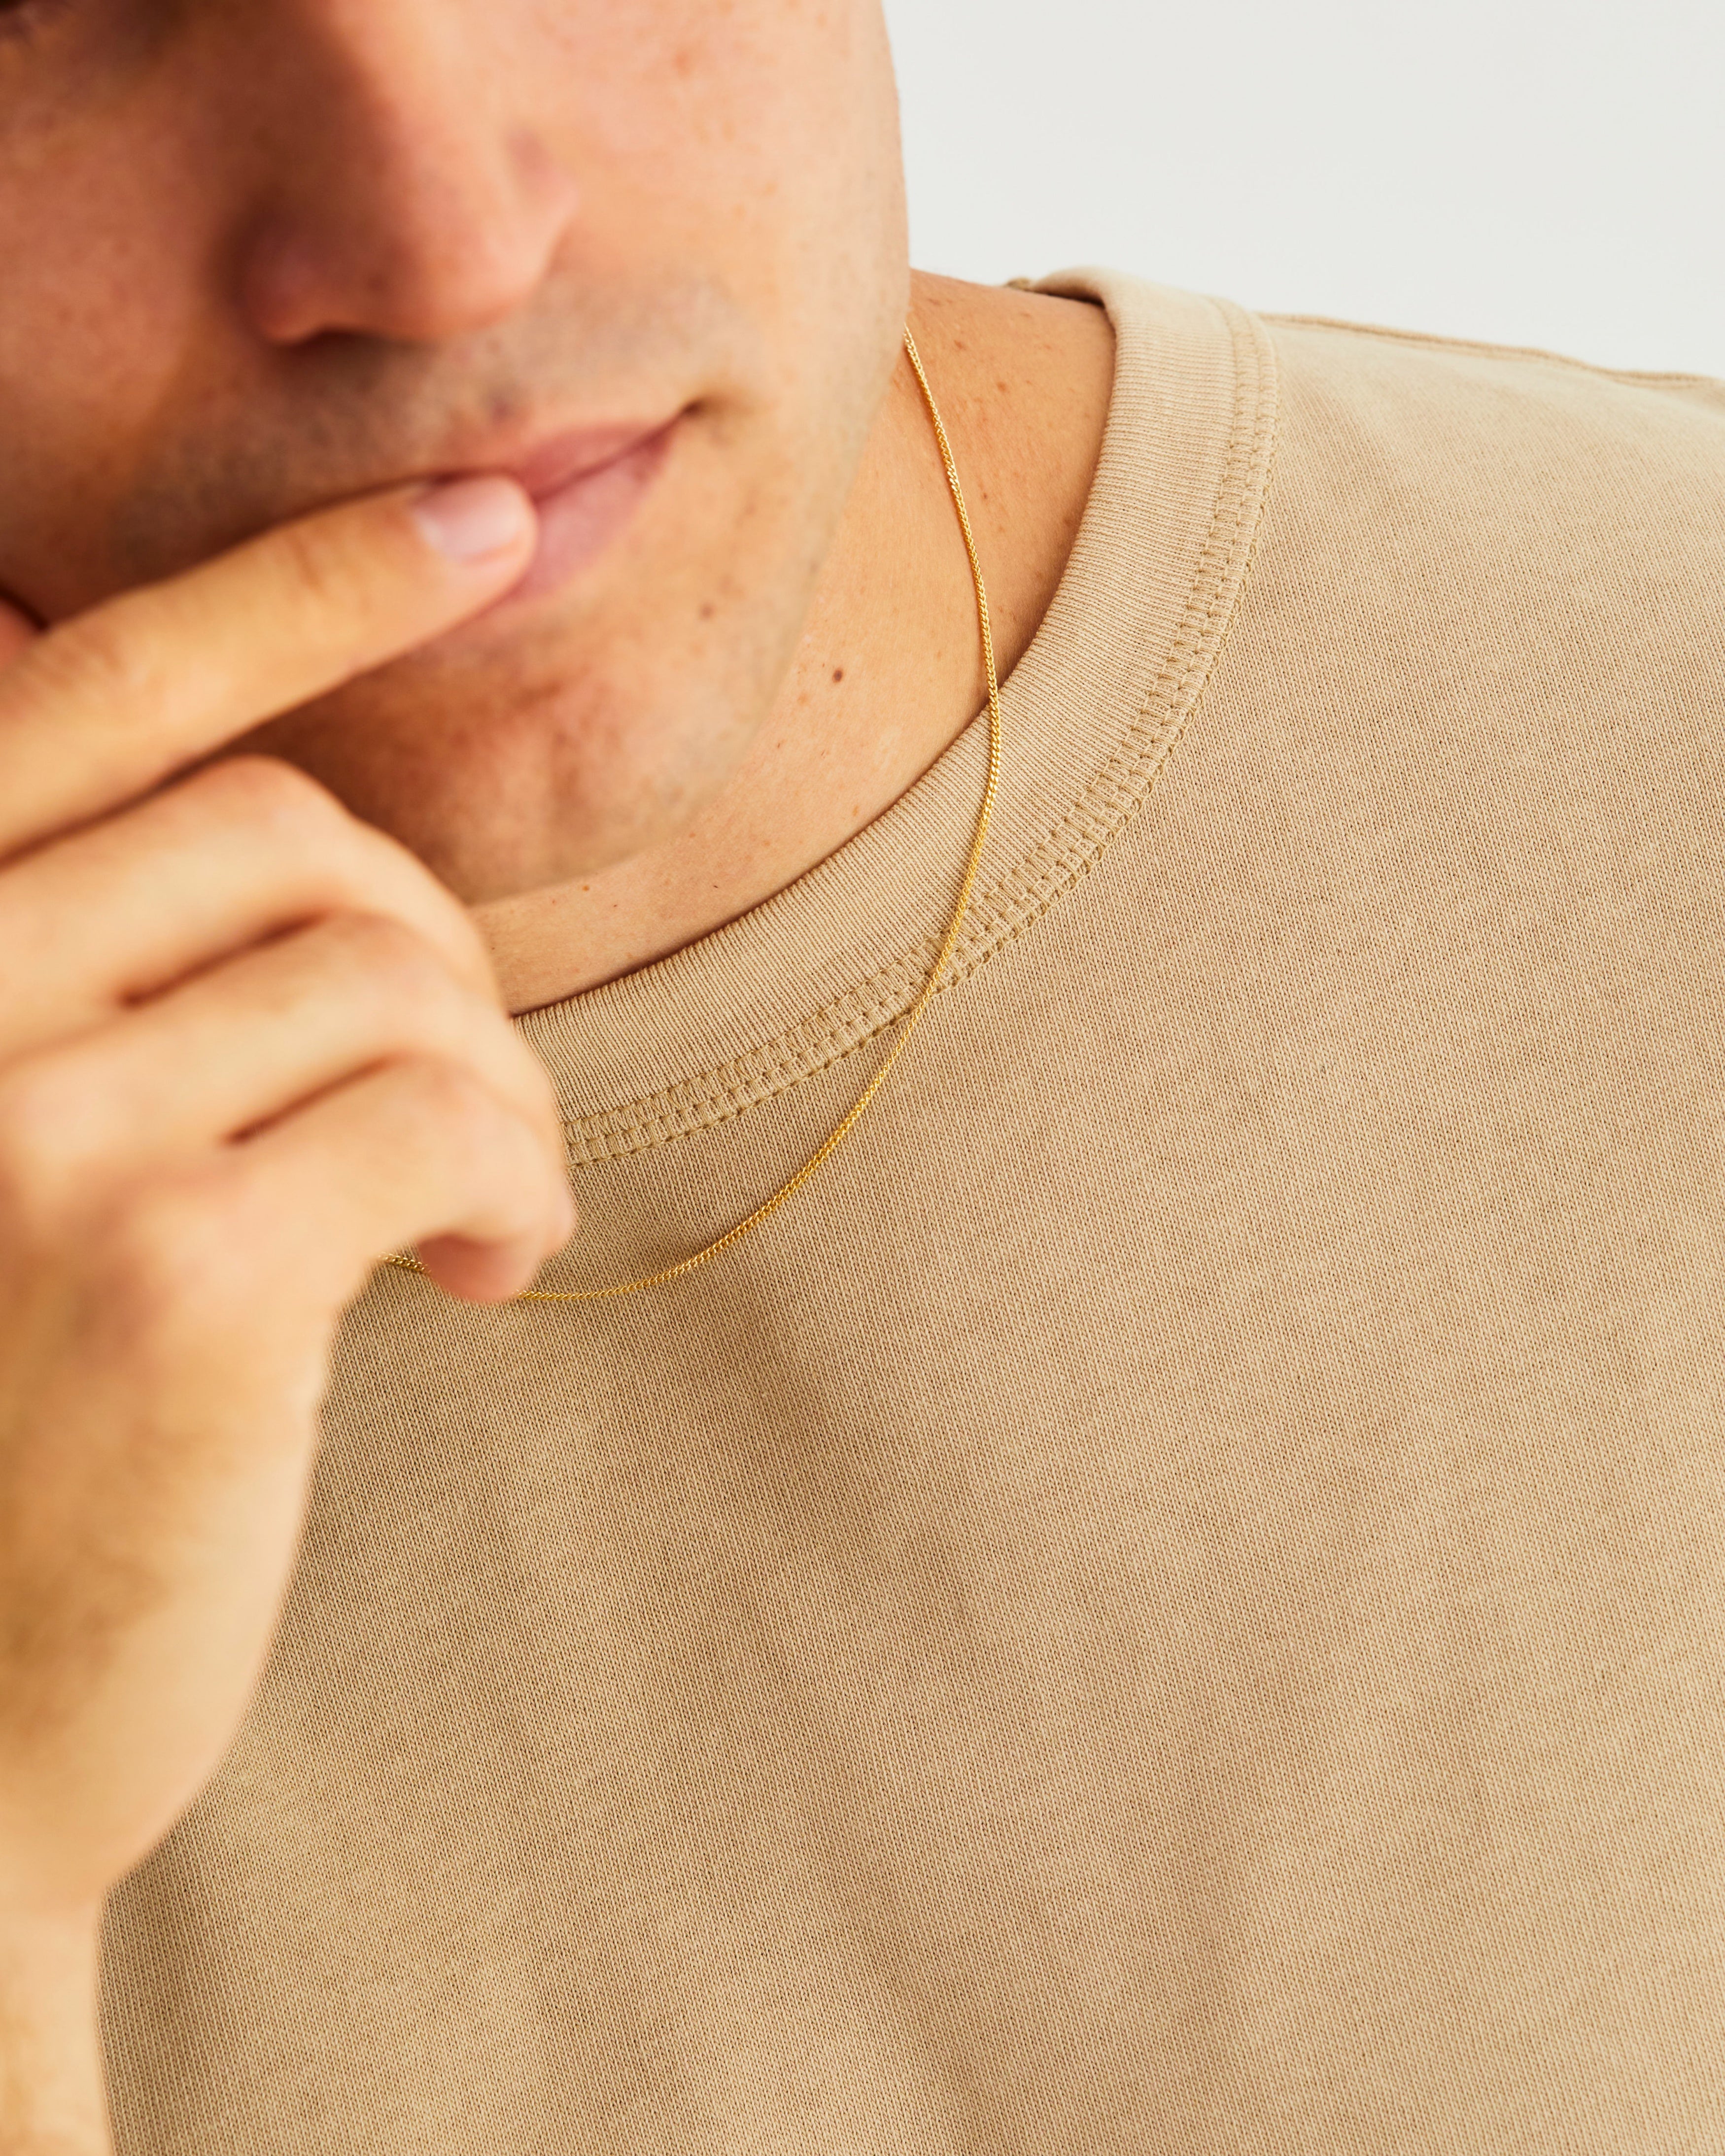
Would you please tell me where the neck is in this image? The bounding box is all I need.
[474,270,1115,1014]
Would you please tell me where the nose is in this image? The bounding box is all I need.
[232,0,581,347]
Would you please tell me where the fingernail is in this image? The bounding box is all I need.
[410,475,535,564]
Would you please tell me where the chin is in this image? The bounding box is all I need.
[221,312,878,907]
[423,728,756,906]
[240,618,777,906]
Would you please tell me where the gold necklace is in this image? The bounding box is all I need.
[387,323,1001,1303]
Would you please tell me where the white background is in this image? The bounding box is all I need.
[882,0,1725,377]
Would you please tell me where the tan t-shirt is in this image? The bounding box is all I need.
[101,271,1725,2153]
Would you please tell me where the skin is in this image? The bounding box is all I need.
[0,0,1113,2145]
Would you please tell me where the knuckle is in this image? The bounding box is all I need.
[177,763,494,994]
[351,821,495,979]
[193,752,342,838]
[385,1058,540,1191]
[322,903,430,968]
[389,1054,494,1141]
[272,514,366,622]
[319,909,454,1014]
[18,607,164,726]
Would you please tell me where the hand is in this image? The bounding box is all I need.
[0,478,573,2147]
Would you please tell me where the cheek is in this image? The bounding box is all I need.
[560,0,908,569]
[543,0,902,304]
[0,116,227,616]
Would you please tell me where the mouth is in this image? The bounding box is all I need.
[441,414,683,606]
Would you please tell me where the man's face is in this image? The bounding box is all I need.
[0,0,908,902]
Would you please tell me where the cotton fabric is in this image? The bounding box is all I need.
[101,270,1725,2153]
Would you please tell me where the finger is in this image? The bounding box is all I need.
[0,475,535,858]
[0,756,497,1064]
[0,911,566,1196]
[228,1055,574,1306]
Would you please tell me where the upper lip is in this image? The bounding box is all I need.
[437,417,679,502]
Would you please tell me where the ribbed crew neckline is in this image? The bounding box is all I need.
[517,271,1278,1163]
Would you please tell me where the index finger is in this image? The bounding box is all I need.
[0,475,536,858]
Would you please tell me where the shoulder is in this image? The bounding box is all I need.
[1223,304,1725,670]
[1030,267,1724,760]
[1039,267,1725,608]
[1263,306,1725,409]
[1256,306,1725,503]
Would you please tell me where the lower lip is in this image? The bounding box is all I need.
[511,419,679,604]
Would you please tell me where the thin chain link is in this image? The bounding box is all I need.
[386,323,1000,1303]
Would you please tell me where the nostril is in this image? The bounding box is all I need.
[233,128,578,349]
[234,217,329,347]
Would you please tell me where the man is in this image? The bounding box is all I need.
[0,2,1718,2150]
